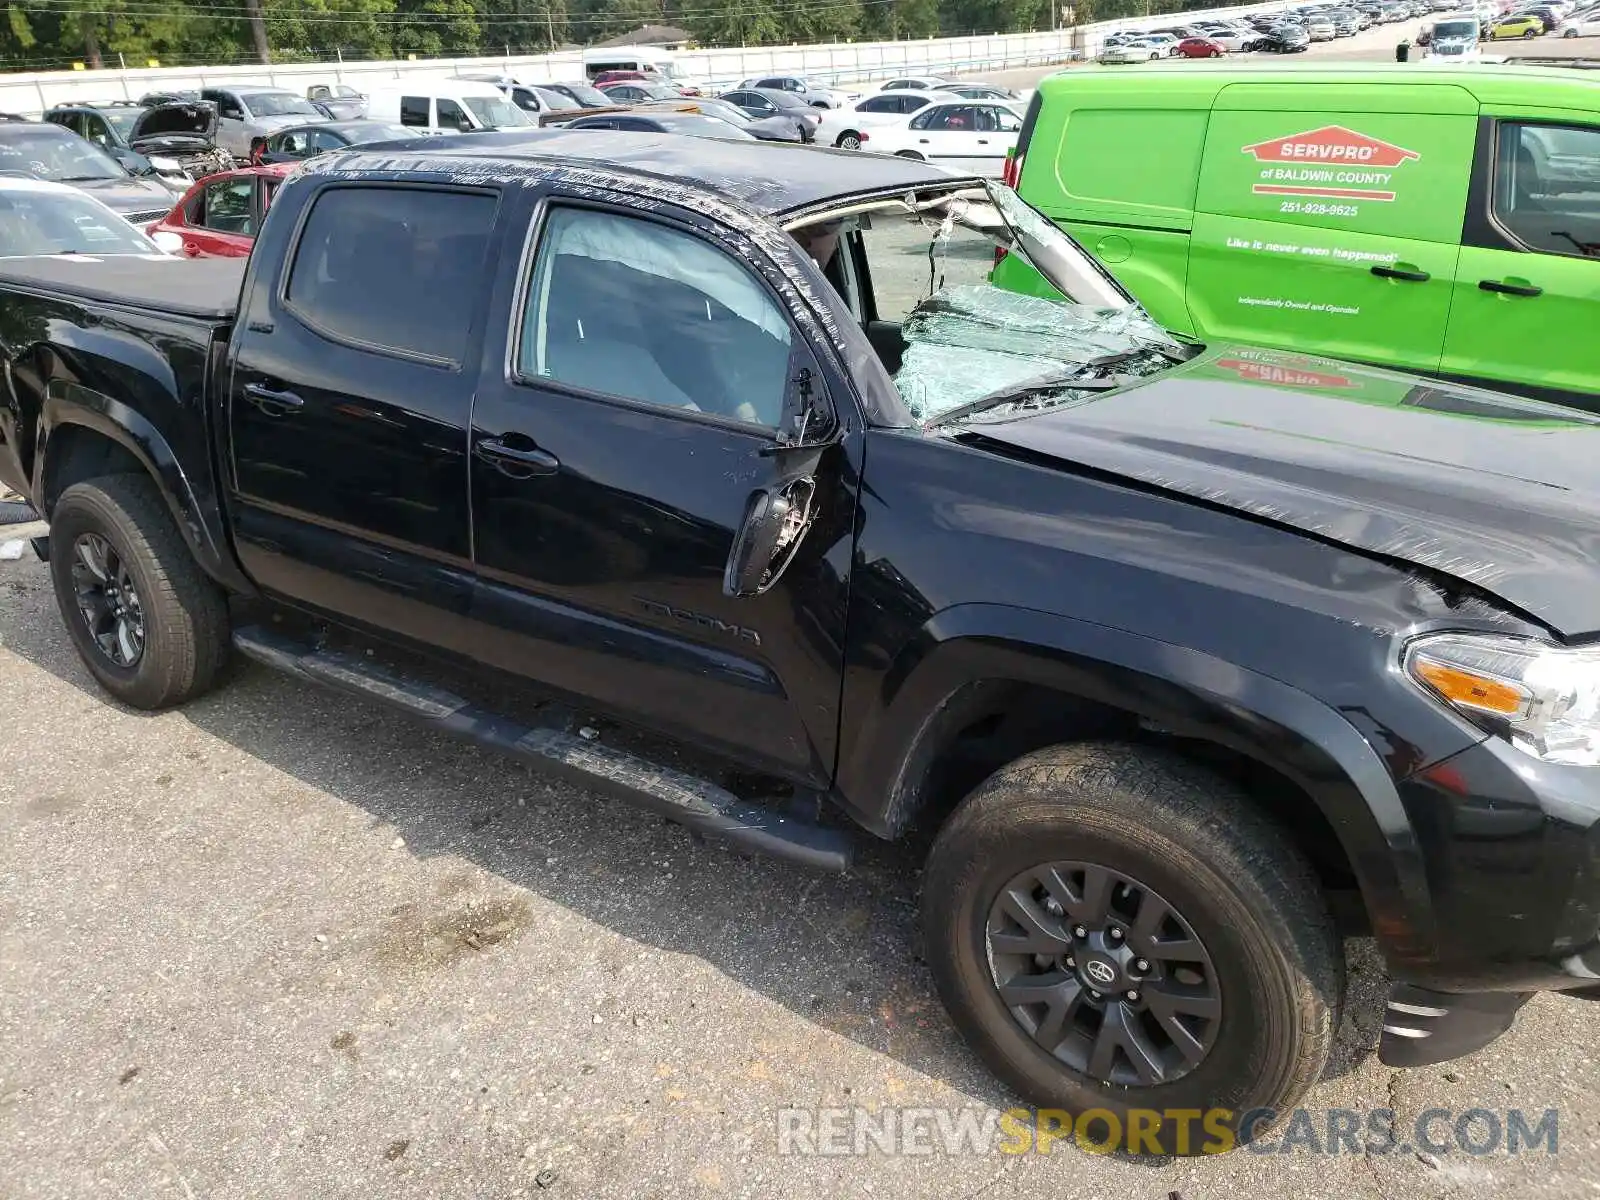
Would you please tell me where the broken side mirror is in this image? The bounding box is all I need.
[725,474,818,598]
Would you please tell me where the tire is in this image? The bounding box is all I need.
[1525,27,1538,36]
[1565,26,1578,36]
[894,150,925,160]
[48,474,229,710]
[923,742,1341,1154]
[837,130,862,150]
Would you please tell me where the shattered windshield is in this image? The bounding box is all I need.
[845,182,1185,424]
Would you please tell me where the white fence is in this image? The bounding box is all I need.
[0,4,1296,115]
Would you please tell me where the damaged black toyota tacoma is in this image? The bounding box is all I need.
[2,133,1598,1148]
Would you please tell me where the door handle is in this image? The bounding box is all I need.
[474,436,560,477]
[1479,278,1543,297]
[242,381,304,415]
[1371,264,1430,282]
[977,138,990,144]
[918,137,929,143]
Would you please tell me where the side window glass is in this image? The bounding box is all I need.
[437,98,467,128]
[285,186,497,365]
[901,96,928,113]
[399,95,430,126]
[996,107,1022,133]
[84,115,111,146]
[200,178,255,234]
[1493,122,1600,259]
[909,108,934,131]
[519,206,793,429]
[973,107,998,133]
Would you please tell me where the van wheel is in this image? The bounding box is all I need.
[837,131,862,150]
[48,474,230,710]
[922,743,1341,1153]
[894,150,925,160]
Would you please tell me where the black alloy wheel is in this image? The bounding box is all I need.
[70,531,145,668]
[986,861,1221,1086]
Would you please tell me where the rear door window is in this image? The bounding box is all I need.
[285,185,497,366]
[1491,122,1600,258]
[399,95,430,126]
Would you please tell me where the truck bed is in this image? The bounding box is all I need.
[0,255,244,320]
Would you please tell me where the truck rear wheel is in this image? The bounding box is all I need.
[922,742,1341,1154]
[49,474,229,710]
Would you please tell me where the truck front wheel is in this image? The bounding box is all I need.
[49,474,230,710]
[922,742,1341,1153]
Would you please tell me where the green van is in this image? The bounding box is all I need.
[996,63,1600,408]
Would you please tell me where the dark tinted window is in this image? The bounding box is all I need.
[437,98,468,128]
[855,96,901,113]
[199,177,255,233]
[399,95,430,126]
[520,206,792,428]
[1492,122,1600,259]
[286,186,496,365]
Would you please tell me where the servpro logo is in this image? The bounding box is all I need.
[1214,354,1357,390]
[1242,126,1420,203]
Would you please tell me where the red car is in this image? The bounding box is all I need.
[1176,36,1228,56]
[592,69,701,96]
[145,162,297,258]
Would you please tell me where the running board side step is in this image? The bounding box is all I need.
[231,625,853,872]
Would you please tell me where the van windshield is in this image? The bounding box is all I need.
[464,96,531,127]
[1433,19,1478,36]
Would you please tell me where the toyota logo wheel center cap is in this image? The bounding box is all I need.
[1081,957,1118,988]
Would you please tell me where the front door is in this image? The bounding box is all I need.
[909,104,986,172]
[1440,114,1600,410]
[468,190,858,783]
[226,179,503,649]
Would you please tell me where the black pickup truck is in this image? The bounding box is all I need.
[3,132,1599,1148]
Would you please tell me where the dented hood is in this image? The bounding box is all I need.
[968,346,1600,638]
[130,101,218,146]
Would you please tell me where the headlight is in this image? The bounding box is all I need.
[1404,633,1600,765]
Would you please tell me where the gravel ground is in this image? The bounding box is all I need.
[3,514,1599,1200]
[6,40,1600,1196]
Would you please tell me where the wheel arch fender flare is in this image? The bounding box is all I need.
[37,381,252,596]
[842,602,1436,958]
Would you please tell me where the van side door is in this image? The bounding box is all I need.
[1440,112,1600,409]
[224,179,504,653]
[1186,81,1475,373]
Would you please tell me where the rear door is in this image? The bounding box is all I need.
[466,187,858,783]
[225,179,503,651]
[1186,81,1476,373]
[1440,112,1600,409]
[908,104,985,171]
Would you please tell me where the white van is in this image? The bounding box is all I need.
[581,46,684,84]
[365,79,532,134]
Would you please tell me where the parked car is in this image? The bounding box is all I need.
[862,99,1022,176]
[144,162,296,257]
[1511,4,1564,27]
[0,175,180,258]
[1424,14,1486,53]
[597,81,687,103]
[199,86,326,158]
[938,84,1023,101]
[249,121,417,165]
[1564,10,1600,30]
[1328,9,1364,33]
[454,74,581,117]
[876,75,956,91]
[1305,15,1339,37]
[1177,35,1229,55]
[540,81,614,108]
[0,117,184,225]
[1194,25,1263,49]
[1491,11,1547,31]
[1099,37,1166,62]
[1139,32,1184,53]
[367,80,533,134]
[816,91,951,149]
[6,132,1600,1153]
[639,97,804,142]
[305,84,367,121]
[717,88,824,141]
[736,75,850,108]
[561,111,757,140]
[43,99,232,182]
[1258,23,1314,48]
